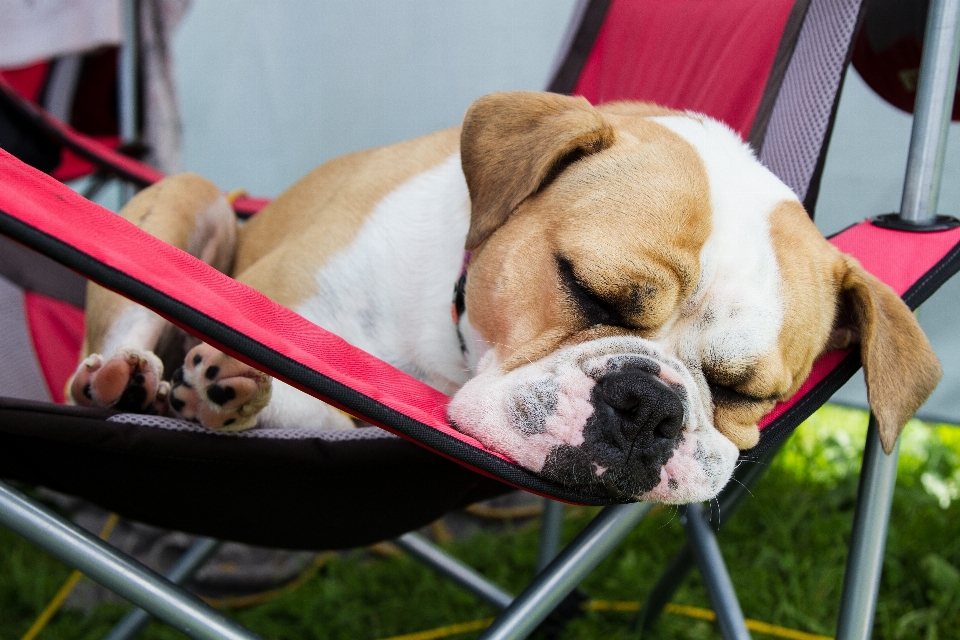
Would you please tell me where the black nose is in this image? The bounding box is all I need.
[537,366,687,498]
[596,368,685,443]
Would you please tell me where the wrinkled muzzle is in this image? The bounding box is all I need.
[448,337,739,503]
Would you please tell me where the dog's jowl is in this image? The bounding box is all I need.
[69,91,941,503]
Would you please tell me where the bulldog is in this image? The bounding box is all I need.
[68,92,941,503]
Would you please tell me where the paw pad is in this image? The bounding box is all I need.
[68,349,168,412]
[167,344,271,431]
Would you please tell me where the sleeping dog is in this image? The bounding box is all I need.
[68,92,941,503]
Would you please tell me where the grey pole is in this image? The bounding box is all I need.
[394,532,514,610]
[536,499,565,573]
[0,480,262,640]
[103,537,222,640]
[899,0,960,226]
[638,442,782,633]
[480,502,652,640]
[837,0,960,638]
[119,0,138,206]
[684,503,751,640]
[836,422,902,640]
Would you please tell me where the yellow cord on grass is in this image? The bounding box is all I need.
[20,513,121,640]
[376,600,835,640]
[201,552,337,610]
[377,618,495,640]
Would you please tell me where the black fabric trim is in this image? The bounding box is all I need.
[547,0,614,95]
[0,210,620,505]
[0,235,86,306]
[748,0,813,151]
[0,397,510,549]
[0,80,152,188]
[0,82,61,174]
[803,0,871,218]
[747,351,862,459]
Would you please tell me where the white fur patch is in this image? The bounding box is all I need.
[257,379,355,430]
[650,116,794,371]
[102,306,170,356]
[259,154,472,429]
[639,435,737,504]
[448,335,738,500]
[448,348,596,472]
[296,153,470,392]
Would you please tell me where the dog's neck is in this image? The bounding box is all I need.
[451,250,472,355]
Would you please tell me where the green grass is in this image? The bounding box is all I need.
[3,404,960,640]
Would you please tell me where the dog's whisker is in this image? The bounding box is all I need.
[729,477,754,499]
[658,504,678,530]
[487,340,536,367]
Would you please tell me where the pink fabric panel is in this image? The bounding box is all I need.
[51,135,121,182]
[0,61,50,102]
[830,222,960,297]
[574,0,795,136]
[23,291,84,404]
[231,194,270,216]
[0,150,505,460]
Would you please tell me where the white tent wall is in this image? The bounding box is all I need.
[171,1,959,424]
[172,0,578,197]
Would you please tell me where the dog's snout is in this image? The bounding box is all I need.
[597,368,684,442]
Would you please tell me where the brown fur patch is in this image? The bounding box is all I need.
[704,200,845,450]
[768,200,840,394]
[836,255,941,452]
[769,199,941,452]
[84,174,231,356]
[465,105,712,372]
[460,92,617,251]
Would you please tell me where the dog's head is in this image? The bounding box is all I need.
[447,92,941,503]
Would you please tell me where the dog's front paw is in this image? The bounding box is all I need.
[168,343,272,431]
[68,349,169,412]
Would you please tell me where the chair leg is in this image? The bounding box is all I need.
[835,418,900,640]
[480,502,653,640]
[536,498,565,573]
[836,0,960,631]
[0,479,261,640]
[103,537,222,640]
[637,443,781,633]
[394,532,514,610]
[684,503,752,640]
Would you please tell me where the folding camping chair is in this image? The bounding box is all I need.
[2,1,960,639]
[0,12,522,636]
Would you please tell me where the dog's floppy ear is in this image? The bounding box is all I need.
[460,91,615,250]
[832,255,941,453]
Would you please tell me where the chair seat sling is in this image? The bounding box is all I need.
[3,0,960,551]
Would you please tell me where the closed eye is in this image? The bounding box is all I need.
[556,256,626,327]
[708,383,762,405]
